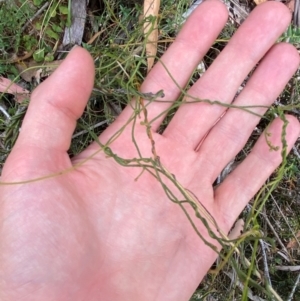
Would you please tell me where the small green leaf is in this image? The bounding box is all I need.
[33,48,45,62]
[33,0,44,6]
[45,28,59,40]
[49,5,57,18]
[52,24,63,33]
[45,53,54,62]
[35,22,42,30]
[59,6,69,15]
[22,35,38,51]
[275,257,282,265]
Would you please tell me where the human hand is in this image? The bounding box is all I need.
[0,1,299,300]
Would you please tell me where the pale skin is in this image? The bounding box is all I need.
[0,1,299,300]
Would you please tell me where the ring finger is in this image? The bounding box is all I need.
[194,42,299,183]
[163,2,292,149]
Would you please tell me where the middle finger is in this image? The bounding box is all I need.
[195,42,299,183]
[163,2,292,149]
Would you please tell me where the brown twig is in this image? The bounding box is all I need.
[21,1,50,32]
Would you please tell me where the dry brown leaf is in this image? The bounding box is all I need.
[143,0,160,73]
[15,62,38,82]
[0,77,30,103]
[16,60,63,83]
[287,230,300,249]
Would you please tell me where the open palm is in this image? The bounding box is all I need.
[1,1,299,301]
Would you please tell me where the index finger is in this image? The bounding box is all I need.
[107,0,228,134]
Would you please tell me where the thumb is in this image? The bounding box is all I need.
[3,47,94,178]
